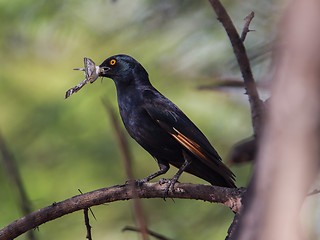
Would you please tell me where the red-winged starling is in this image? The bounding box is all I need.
[98,54,236,195]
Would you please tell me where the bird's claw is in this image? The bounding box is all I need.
[158,178,169,185]
[162,178,179,200]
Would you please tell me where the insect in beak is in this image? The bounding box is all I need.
[66,57,101,99]
[74,57,100,83]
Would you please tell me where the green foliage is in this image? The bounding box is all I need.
[0,0,276,239]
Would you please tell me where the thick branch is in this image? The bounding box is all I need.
[208,0,263,136]
[234,0,320,239]
[0,183,245,240]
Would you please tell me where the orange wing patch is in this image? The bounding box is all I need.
[169,127,226,173]
[154,119,228,175]
[170,127,207,160]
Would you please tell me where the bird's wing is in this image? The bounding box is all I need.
[142,89,231,176]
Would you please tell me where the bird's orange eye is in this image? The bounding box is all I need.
[110,59,116,65]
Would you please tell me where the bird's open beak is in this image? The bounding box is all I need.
[99,67,111,77]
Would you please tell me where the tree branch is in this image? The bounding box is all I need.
[122,226,172,240]
[233,0,320,239]
[208,0,264,136]
[240,12,255,42]
[307,189,320,196]
[0,183,246,240]
[83,208,93,240]
[226,137,257,165]
[225,212,241,240]
[0,132,37,240]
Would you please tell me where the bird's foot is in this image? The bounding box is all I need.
[158,178,169,185]
[161,178,180,200]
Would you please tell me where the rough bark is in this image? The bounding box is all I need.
[0,183,246,240]
[233,0,320,239]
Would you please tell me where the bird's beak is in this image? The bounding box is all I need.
[99,66,111,77]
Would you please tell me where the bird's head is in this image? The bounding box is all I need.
[99,54,149,86]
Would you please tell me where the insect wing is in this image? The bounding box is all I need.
[84,57,99,83]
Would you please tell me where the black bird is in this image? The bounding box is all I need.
[98,54,236,193]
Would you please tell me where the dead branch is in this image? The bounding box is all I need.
[226,137,257,165]
[0,183,246,240]
[208,0,264,136]
[122,226,172,240]
[240,12,255,42]
[307,189,320,196]
[198,78,245,91]
[83,209,93,240]
[0,132,36,240]
[225,212,241,240]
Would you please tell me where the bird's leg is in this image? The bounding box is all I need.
[135,160,169,186]
[163,151,192,199]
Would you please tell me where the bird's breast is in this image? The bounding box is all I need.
[116,87,181,160]
[119,103,177,156]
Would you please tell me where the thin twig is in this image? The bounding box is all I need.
[208,0,264,136]
[78,189,96,220]
[226,137,257,165]
[123,226,172,240]
[241,11,255,42]
[0,132,37,240]
[198,78,245,91]
[102,99,149,240]
[84,209,93,240]
[225,212,241,240]
[0,183,246,240]
[307,189,320,196]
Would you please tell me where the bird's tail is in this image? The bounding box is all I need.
[184,160,236,188]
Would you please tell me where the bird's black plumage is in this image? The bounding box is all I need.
[99,54,236,191]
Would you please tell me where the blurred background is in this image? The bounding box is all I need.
[0,0,285,239]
